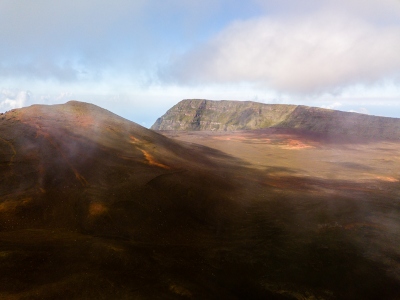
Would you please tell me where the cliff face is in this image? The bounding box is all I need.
[151,99,298,131]
[151,99,400,140]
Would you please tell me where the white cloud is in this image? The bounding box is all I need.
[162,11,400,95]
[351,107,369,115]
[0,89,30,112]
[324,102,342,110]
[55,92,73,103]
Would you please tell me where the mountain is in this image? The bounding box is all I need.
[1,101,400,299]
[0,101,242,236]
[151,99,400,140]
[0,101,249,298]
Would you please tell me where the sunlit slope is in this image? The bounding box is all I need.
[152,99,400,140]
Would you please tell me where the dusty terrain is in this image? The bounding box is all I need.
[163,128,400,182]
[0,101,400,299]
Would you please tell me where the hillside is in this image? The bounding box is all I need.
[0,101,241,236]
[1,101,400,299]
[0,101,249,299]
[152,99,400,140]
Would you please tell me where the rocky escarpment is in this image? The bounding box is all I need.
[152,99,298,131]
[152,99,400,140]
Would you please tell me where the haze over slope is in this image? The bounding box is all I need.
[152,99,400,140]
[0,101,238,235]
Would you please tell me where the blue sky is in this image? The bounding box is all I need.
[1,0,400,127]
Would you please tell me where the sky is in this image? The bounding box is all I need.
[1,0,400,127]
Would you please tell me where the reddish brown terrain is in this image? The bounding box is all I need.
[1,101,400,299]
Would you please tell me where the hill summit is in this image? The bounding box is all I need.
[152,99,400,140]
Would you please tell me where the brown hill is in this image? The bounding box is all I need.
[0,101,239,235]
[151,99,400,140]
[1,101,400,299]
[0,101,249,298]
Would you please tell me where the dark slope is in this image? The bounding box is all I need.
[1,101,400,299]
[152,99,400,140]
[0,101,251,298]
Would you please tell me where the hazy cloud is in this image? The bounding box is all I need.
[0,89,31,111]
[0,1,149,82]
[324,102,343,110]
[0,61,87,82]
[254,0,400,20]
[350,107,370,115]
[162,11,400,94]
[0,0,250,83]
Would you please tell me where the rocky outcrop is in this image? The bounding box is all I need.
[151,99,400,140]
[151,99,298,131]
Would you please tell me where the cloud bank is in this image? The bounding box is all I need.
[162,11,400,94]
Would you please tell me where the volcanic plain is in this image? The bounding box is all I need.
[0,101,400,299]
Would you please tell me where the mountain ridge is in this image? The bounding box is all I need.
[151,99,400,140]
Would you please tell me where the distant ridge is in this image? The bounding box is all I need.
[151,99,400,140]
